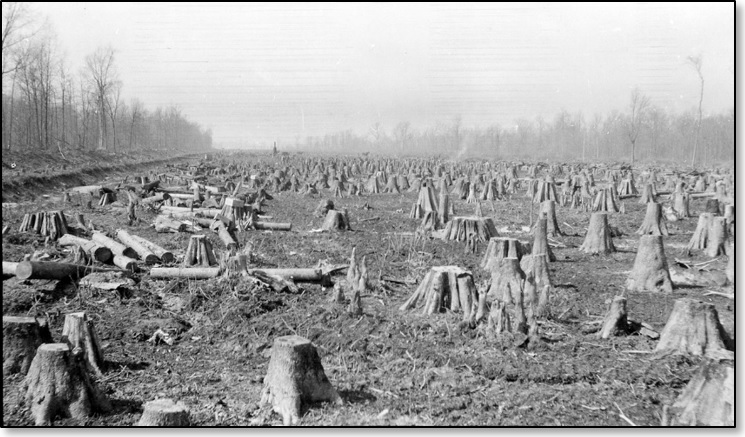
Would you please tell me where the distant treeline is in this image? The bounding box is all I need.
[293,108,733,166]
[1,3,212,154]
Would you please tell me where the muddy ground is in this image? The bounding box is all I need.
[1,151,735,426]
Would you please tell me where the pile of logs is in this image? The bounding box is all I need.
[19,211,69,241]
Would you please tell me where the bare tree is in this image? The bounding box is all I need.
[392,121,413,150]
[84,45,118,151]
[687,55,704,167]
[106,81,121,153]
[625,88,650,164]
[2,2,40,80]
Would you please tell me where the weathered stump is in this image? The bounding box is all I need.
[3,316,52,376]
[704,217,728,257]
[183,235,218,267]
[137,398,191,426]
[654,298,732,360]
[481,237,524,271]
[399,266,477,323]
[442,216,498,252]
[638,183,657,204]
[597,296,628,339]
[322,209,351,231]
[259,336,342,425]
[626,235,673,293]
[685,213,711,254]
[665,361,734,426]
[636,202,668,236]
[531,218,556,262]
[61,312,105,376]
[538,200,564,237]
[23,343,111,426]
[485,257,525,305]
[579,212,616,254]
[672,192,690,219]
[314,199,334,218]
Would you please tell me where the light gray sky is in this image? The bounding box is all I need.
[36,2,734,148]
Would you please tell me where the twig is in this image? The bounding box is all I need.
[703,290,734,299]
[614,402,637,426]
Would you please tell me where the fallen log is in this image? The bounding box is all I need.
[154,216,187,233]
[57,234,112,264]
[113,255,137,272]
[115,230,159,265]
[15,261,124,281]
[3,261,19,278]
[125,233,174,263]
[254,221,292,231]
[149,267,221,279]
[246,268,323,283]
[90,232,138,259]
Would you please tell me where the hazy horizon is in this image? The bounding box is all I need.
[34,2,734,148]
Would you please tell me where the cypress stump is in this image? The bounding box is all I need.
[654,298,733,360]
[626,235,673,293]
[579,212,616,255]
[665,361,734,426]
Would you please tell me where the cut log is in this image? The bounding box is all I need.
[112,255,137,272]
[61,312,104,376]
[116,230,159,265]
[398,266,477,324]
[213,222,238,251]
[154,216,187,233]
[254,221,292,231]
[23,343,111,425]
[58,234,112,263]
[246,268,324,283]
[3,261,19,278]
[141,192,171,206]
[91,231,138,259]
[15,261,123,281]
[579,212,616,254]
[665,361,733,426]
[3,316,52,376]
[597,296,628,339]
[137,399,191,426]
[654,298,733,360]
[626,235,674,293]
[124,232,174,264]
[149,267,221,279]
[259,335,342,425]
[636,202,668,236]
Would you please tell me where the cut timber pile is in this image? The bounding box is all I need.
[184,235,218,266]
[664,361,734,426]
[116,230,161,265]
[19,211,69,241]
[23,343,111,425]
[654,298,733,360]
[398,266,478,324]
[58,234,112,264]
[259,335,342,425]
[3,316,52,376]
[91,232,138,259]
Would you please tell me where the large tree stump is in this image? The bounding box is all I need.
[636,202,668,236]
[398,266,477,323]
[520,254,552,318]
[481,237,524,271]
[23,343,111,426]
[672,192,691,219]
[442,216,498,252]
[322,209,351,231]
[597,296,628,339]
[410,184,438,219]
[654,298,732,360]
[665,361,734,426]
[137,399,191,426]
[485,257,525,305]
[626,235,673,293]
[705,199,720,215]
[638,183,657,204]
[704,217,728,257]
[579,212,616,254]
[259,336,342,425]
[3,316,52,376]
[685,213,711,254]
[61,312,105,376]
[592,187,619,213]
[531,218,556,262]
[538,200,564,237]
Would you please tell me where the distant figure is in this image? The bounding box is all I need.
[273,141,278,156]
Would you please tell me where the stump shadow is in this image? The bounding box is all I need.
[105,360,151,371]
[338,389,377,405]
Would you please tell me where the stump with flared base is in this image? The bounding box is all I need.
[3,316,52,376]
[260,336,342,425]
[23,343,111,426]
[685,213,711,254]
[137,399,191,426]
[704,217,728,257]
[481,237,524,271]
[399,266,477,323]
[664,361,733,426]
[626,235,673,293]
[579,212,616,254]
[637,202,668,236]
[486,258,525,305]
[654,298,733,360]
[442,216,498,252]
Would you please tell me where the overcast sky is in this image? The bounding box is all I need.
[35,2,734,148]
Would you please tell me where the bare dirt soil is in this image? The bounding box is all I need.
[1,152,734,426]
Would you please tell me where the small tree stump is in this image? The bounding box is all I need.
[3,316,52,376]
[137,398,191,426]
[259,336,342,425]
[654,298,733,360]
[531,218,556,262]
[322,209,351,231]
[672,192,690,219]
[726,243,734,285]
[597,296,628,339]
[538,200,564,237]
[23,343,111,426]
[704,217,728,257]
[685,213,711,254]
[442,216,498,251]
[399,266,477,323]
[579,212,616,254]
[314,199,334,218]
[636,202,668,236]
[61,312,105,376]
[665,361,734,426]
[592,187,619,213]
[626,235,673,293]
